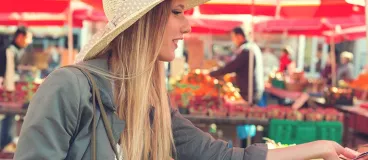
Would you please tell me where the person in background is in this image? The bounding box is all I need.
[315,49,323,72]
[262,47,279,79]
[0,26,33,149]
[210,27,264,104]
[42,45,61,78]
[321,57,333,86]
[278,46,292,73]
[3,26,33,91]
[337,51,354,82]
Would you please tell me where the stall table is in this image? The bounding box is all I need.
[183,114,269,147]
[336,103,368,148]
[265,85,310,109]
[183,114,268,126]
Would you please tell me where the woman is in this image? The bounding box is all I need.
[14,0,361,160]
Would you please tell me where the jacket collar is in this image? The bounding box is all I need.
[77,58,116,111]
[77,58,125,141]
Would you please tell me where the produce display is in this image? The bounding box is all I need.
[349,73,368,100]
[0,79,40,105]
[349,73,368,90]
[323,87,354,105]
[269,71,308,91]
[169,69,244,116]
[267,105,343,122]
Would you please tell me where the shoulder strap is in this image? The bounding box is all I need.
[63,65,120,160]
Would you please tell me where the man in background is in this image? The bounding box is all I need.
[210,27,264,104]
[0,26,33,149]
[1,26,33,91]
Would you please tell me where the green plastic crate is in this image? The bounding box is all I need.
[316,121,343,144]
[271,79,285,89]
[268,119,343,145]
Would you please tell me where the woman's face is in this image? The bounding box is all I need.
[158,0,191,62]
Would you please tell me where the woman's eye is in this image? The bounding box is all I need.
[172,10,182,15]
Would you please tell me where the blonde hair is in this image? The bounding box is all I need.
[85,1,174,159]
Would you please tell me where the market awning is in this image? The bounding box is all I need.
[80,0,104,11]
[188,17,243,34]
[195,0,364,18]
[0,0,70,13]
[0,1,107,28]
[254,15,365,36]
[0,10,106,28]
[324,25,367,43]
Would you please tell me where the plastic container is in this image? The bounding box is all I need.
[271,79,285,89]
[268,119,343,145]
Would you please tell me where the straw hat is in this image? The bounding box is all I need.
[76,0,209,62]
[340,51,353,61]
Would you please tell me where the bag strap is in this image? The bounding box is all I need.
[64,65,120,160]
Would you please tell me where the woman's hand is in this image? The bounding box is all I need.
[267,140,357,160]
[317,141,356,160]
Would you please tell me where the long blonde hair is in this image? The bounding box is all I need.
[87,1,174,159]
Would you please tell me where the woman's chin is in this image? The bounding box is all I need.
[158,52,175,62]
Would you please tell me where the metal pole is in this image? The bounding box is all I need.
[68,3,74,64]
[330,33,337,87]
[248,0,255,105]
[275,0,281,19]
[365,0,368,63]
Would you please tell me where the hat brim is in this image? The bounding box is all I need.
[77,0,209,62]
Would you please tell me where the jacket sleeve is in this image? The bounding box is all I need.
[14,68,81,160]
[172,109,268,160]
[210,50,250,77]
[4,48,15,91]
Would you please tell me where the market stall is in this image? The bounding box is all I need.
[193,0,364,18]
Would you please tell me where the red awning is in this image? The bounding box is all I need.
[188,17,243,34]
[197,0,364,18]
[0,0,70,13]
[324,25,367,43]
[73,9,107,22]
[254,15,365,36]
[198,4,275,16]
[0,12,85,27]
[80,0,104,11]
[325,32,366,43]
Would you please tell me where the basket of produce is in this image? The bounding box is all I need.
[247,107,267,119]
[170,69,246,117]
[269,72,285,89]
[323,87,354,106]
[266,105,288,119]
[226,102,248,118]
[284,72,308,92]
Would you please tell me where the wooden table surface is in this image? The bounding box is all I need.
[183,114,269,126]
[0,102,26,115]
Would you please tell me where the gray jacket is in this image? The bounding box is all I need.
[14,58,268,160]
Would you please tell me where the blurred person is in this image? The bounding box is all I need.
[0,26,33,149]
[41,45,61,78]
[278,46,293,72]
[210,27,264,104]
[321,57,333,86]
[337,51,354,82]
[315,50,323,72]
[262,47,279,79]
[2,26,33,91]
